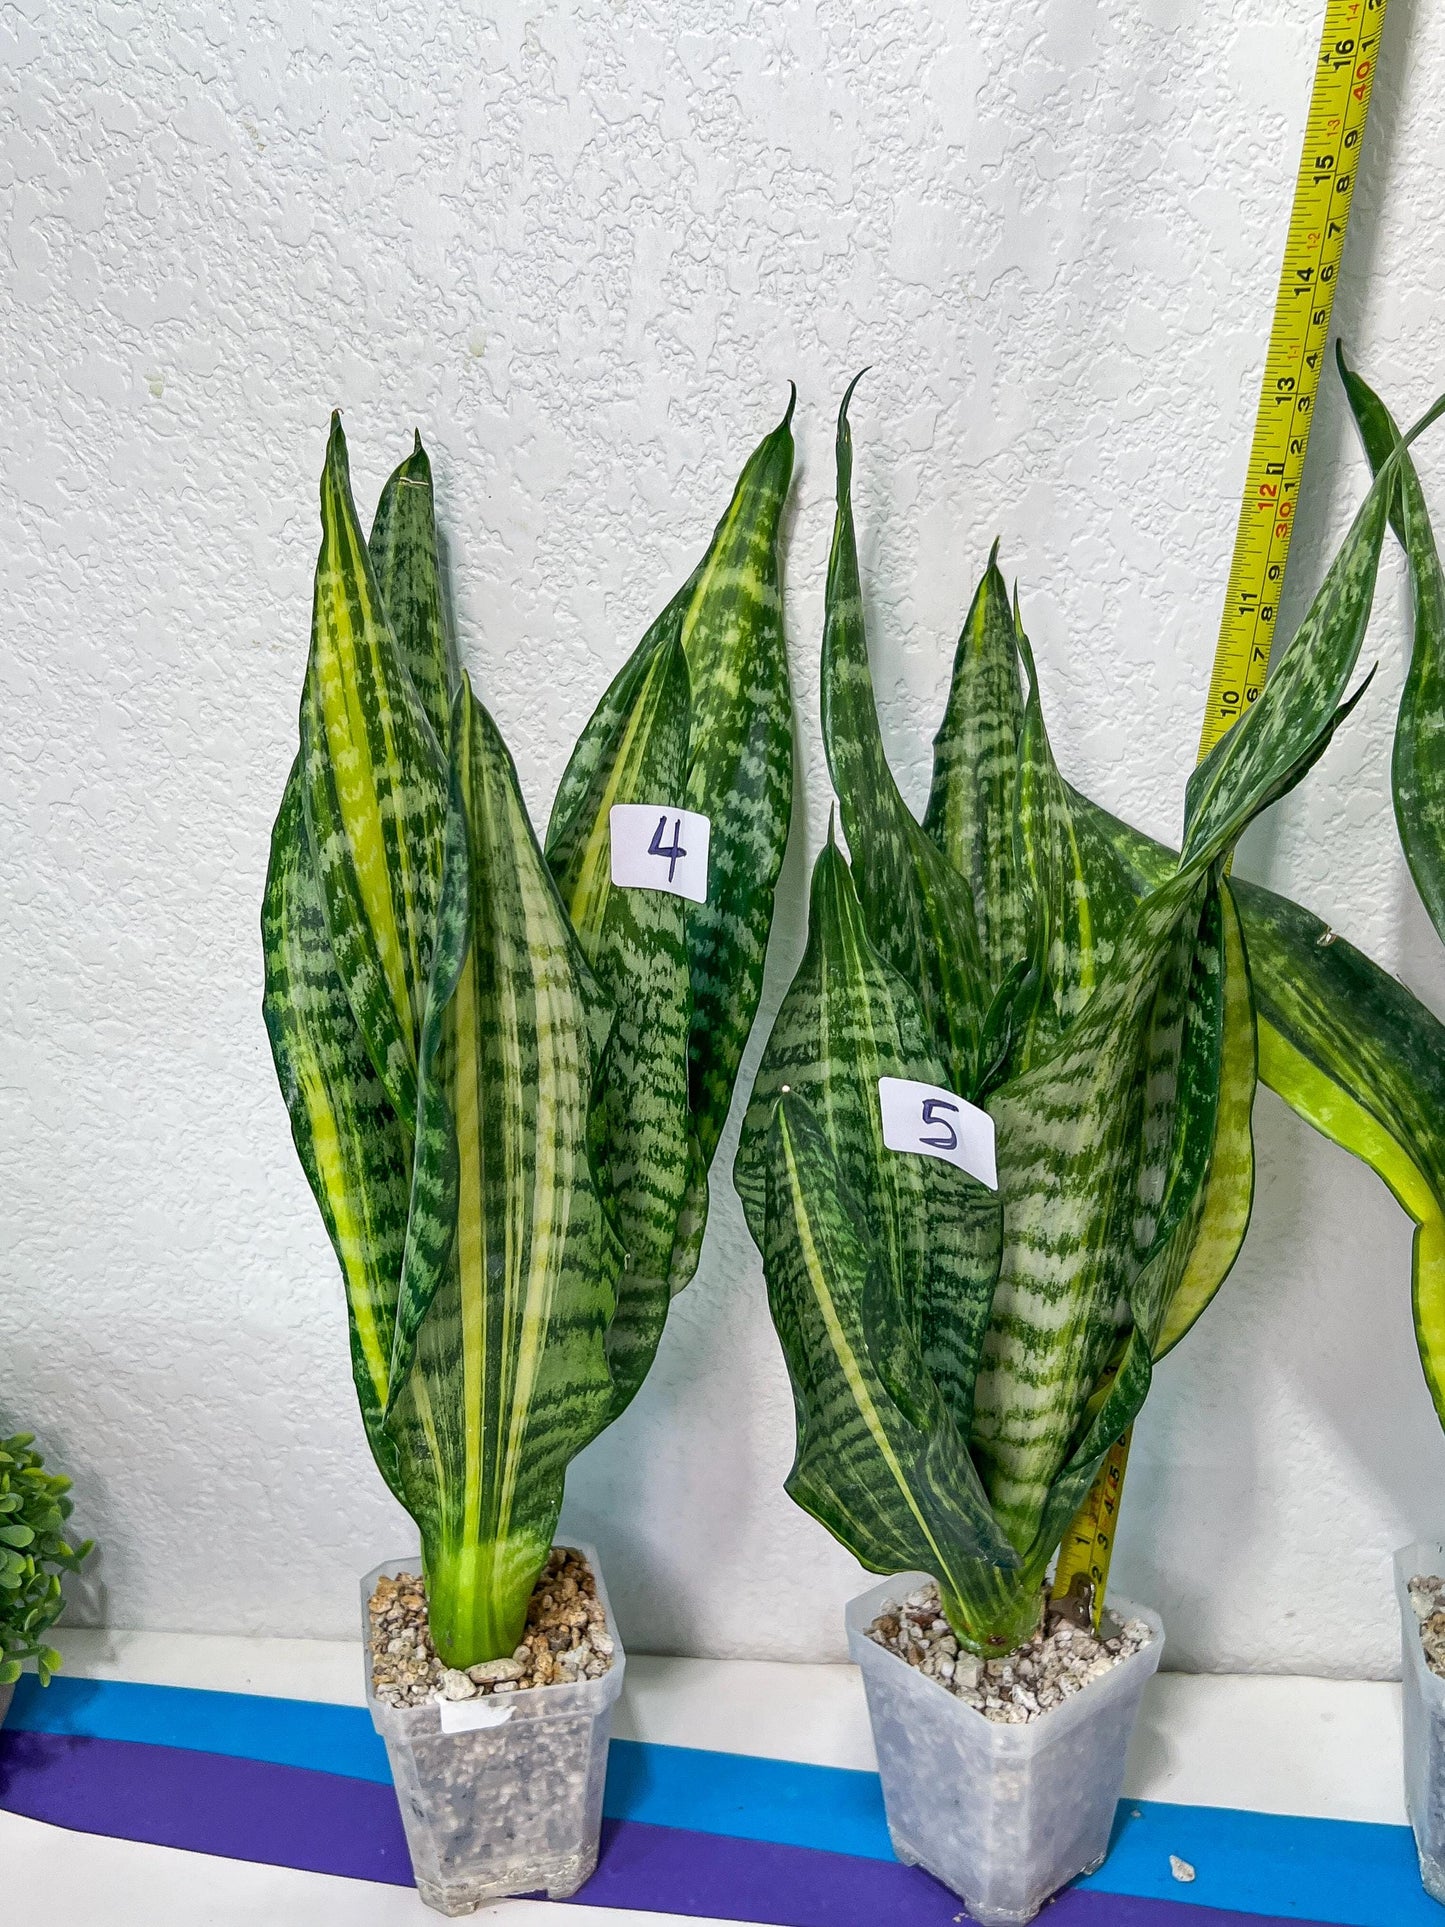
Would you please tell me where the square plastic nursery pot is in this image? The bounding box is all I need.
[846,1571,1164,1925]
[362,1543,624,1917]
[1396,1542,1445,1904]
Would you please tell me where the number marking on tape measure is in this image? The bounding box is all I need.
[1200,0,1388,760]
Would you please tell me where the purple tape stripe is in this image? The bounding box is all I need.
[0,1726,413,1883]
[0,1727,1332,1926]
[578,1817,1330,1926]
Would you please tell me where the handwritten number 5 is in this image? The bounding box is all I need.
[920,1097,959,1152]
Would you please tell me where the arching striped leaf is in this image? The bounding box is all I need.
[1181,451,1400,870]
[1232,877,1445,1428]
[1337,351,1445,948]
[298,415,447,1129]
[822,381,990,1089]
[384,677,620,1666]
[549,637,694,1420]
[368,432,459,754]
[261,767,409,1501]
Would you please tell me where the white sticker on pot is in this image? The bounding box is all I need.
[609,804,710,904]
[878,1076,997,1190]
[438,1696,515,1734]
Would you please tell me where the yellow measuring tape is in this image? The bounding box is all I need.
[1051,0,1389,1630]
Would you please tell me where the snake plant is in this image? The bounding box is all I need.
[1053,353,1445,1459]
[737,377,1438,1655]
[264,405,792,1666]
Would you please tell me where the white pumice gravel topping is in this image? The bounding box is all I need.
[1409,1574,1445,1677]
[369,1546,614,1709]
[866,1581,1151,1724]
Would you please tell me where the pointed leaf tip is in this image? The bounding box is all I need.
[840,368,870,424]
[413,428,423,454]
[781,381,797,432]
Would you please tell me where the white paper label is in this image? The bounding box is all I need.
[609,804,711,904]
[437,1696,515,1734]
[878,1076,998,1190]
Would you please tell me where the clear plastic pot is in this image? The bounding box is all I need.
[1396,1541,1445,1904]
[0,1680,12,1728]
[846,1571,1163,1925]
[362,1543,624,1916]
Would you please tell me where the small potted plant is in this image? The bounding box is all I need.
[263,399,794,1913]
[735,379,1431,1924]
[0,1428,93,1724]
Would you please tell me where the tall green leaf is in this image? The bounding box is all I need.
[368,432,459,753]
[1337,350,1445,947]
[547,397,797,1292]
[680,394,796,1169]
[922,545,1027,993]
[385,677,620,1666]
[298,415,447,1130]
[821,379,990,1088]
[261,767,409,1499]
[1010,617,1139,1070]
[549,637,694,1419]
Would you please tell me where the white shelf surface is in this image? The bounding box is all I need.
[0,1629,1408,1923]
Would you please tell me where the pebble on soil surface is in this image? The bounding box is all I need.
[866,1581,1151,1724]
[369,1546,615,1709]
[1408,1574,1445,1678]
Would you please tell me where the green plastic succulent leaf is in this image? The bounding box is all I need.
[821,380,991,1089]
[384,676,620,1666]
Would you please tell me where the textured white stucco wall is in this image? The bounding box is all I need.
[4,0,1445,1675]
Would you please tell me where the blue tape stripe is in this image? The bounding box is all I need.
[8,1674,1435,1925]
[602,1737,892,1859]
[9,1674,392,1784]
[1083,1801,1438,1927]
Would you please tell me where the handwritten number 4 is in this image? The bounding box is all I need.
[920,1097,959,1152]
[649,814,687,883]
